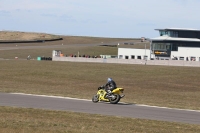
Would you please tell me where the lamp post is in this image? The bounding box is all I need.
[144,38,152,60]
[145,43,146,57]
[150,39,153,60]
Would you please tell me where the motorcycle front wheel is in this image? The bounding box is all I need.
[92,95,99,103]
[109,94,120,104]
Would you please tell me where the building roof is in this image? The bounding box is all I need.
[155,28,200,32]
[151,36,200,42]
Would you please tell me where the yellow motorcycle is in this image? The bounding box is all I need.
[92,85,125,104]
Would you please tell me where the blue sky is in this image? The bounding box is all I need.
[0,0,200,38]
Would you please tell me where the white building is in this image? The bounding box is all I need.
[118,28,200,61]
[118,48,150,60]
[171,47,200,61]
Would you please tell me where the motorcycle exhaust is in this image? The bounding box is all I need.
[108,95,125,98]
[108,95,115,98]
[120,95,125,98]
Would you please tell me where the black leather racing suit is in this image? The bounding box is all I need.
[105,80,117,93]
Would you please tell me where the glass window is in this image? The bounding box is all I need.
[172,44,178,51]
[131,55,135,59]
[159,30,170,36]
[153,43,169,50]
[179,57,184,60]
[161,44,165,49]
[171,31,178,37]
[159,30,165,36]
[119,55,123,59]
[166,43,171,50]
[190,57,196,61]
[137,56,141,59]
[144,56,148,60]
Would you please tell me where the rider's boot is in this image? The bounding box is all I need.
[107,90,112,94]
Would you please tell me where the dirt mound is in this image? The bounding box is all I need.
[0,31,61,41]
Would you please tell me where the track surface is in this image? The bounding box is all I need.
[0,93,200,124]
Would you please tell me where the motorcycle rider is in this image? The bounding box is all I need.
[105,78,117,95]
[27,55,31,60]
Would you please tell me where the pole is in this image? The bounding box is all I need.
[145,43,147,65]
[145,44,146,57]
[150,40,152,60]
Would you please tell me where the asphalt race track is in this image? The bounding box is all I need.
[0,93,200,124]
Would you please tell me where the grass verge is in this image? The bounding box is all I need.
[0,60,200,110]
[0,106,200,133]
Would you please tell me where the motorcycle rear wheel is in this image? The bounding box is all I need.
[92,95,99,103]
[109,94,120,104]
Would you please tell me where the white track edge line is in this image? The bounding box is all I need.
[11,93,200,113]
[11,93,91,101]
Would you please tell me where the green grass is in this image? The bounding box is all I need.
[0,106,200,133]
[0,60,200,110]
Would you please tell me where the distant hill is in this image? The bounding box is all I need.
[0,31,143,46]
[0,31,62,41]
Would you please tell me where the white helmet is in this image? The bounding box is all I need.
[107,78,112,82]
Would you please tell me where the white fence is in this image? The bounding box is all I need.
[53,57,200,67]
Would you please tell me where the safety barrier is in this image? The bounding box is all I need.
[37,57,52,61]
[52,57,200,67]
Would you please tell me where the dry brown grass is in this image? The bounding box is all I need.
[0,106,200,133]
[0,60,200,110]
[0,31,61,41]
[0,46,118,59]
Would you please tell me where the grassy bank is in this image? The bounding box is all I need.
[0,106,199,133]
[0,46,118,59]
[0,60,200,110]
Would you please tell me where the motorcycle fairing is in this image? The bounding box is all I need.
[112,88,124,94]
[97,89,109,101]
